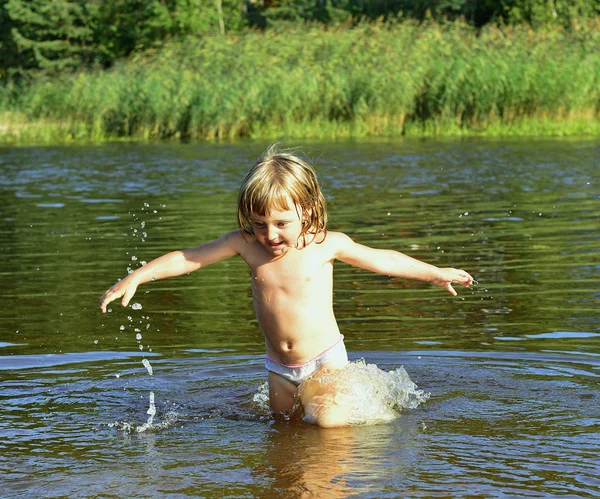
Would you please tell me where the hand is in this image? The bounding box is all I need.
[99,277,139,313]
[432,268,473,296]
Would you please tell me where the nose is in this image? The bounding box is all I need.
[266,225,278,241]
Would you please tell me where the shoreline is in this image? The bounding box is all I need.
[1,113,598,145]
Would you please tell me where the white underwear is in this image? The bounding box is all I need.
[265,335,348,386]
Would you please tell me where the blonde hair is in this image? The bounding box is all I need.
[237,145,327,245]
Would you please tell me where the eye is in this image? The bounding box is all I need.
[277,222,288,228]
[252,221,265,228]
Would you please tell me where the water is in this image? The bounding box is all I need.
[1,139,598,497]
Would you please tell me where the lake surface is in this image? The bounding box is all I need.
[1,138,598,497]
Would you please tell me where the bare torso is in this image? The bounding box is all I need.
[237,232,341,364]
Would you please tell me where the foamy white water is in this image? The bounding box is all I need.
[253,360,429,425]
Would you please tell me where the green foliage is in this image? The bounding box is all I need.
[1,0,248,74]
[1,0,599,77]
[260,0,352,26]
[2,19,599,141]
[252,0,600,27]
[503,0,600,26]
[4,0,95,74]
[91,0,247,64]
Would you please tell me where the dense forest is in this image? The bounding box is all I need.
[1,0,599,141]
[2,0,599,76]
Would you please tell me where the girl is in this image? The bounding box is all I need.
[100,145,473,427]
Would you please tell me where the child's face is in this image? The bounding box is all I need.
[250,204,305,256]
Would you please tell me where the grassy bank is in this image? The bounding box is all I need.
[1,19,599,142]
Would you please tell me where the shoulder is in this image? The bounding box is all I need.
[220,229,262,258]
[220,229,253,247]
[323,231,352,244]
[320,231,355,257]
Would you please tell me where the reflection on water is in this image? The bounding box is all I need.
[257,422,400,498]
[1,138,598,496]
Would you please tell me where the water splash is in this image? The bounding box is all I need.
[142,358,153,376]
[299,360,430,425]
[106,409,182,434]
[135,391,156,433]
[253,360,430,426]
[252,382,271,414]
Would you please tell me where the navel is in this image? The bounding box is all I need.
[286,341,293,350]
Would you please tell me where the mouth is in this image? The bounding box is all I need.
[267,241,285,249]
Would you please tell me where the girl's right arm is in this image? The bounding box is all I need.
[99,230,243,313]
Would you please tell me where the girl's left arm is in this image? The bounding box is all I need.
[330,232,473,296]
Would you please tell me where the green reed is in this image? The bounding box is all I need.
[1,19,599,142]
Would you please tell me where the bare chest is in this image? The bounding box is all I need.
[252,247,331,295]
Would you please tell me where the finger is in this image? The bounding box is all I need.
[99,293,110,313]
[457,271,473,287]
[445,282,457,296]
[100,291,116,313]
[122,288,135,308]
[100,298,110,314]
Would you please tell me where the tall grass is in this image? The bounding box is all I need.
[1,19,599,142]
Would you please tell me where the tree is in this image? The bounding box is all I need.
[5,0,95,73]
[90,0,248,65]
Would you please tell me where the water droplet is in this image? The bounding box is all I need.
[142,359,153,376]
[132,303,142,310]
[120,325,125,331]
[136,333,142,341]
[94,340,98,344]
[147,391,156,415]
